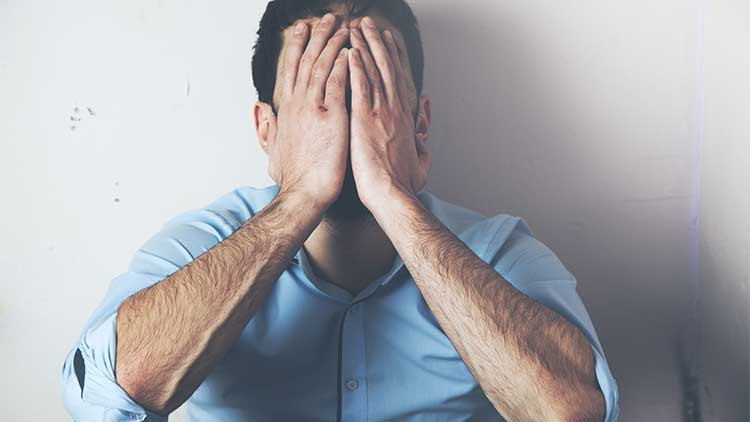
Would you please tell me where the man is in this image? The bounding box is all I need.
[61,1,620,421]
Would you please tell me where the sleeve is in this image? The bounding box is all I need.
[60,207,242,421]
[481,216,621,422]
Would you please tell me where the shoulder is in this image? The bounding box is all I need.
[417,189,526,260]
[128,184,281,275]
[418,190,571,283]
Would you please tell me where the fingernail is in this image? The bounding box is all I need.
[294,22,305,35]
[362,17,376,28]
[322,13,334,23]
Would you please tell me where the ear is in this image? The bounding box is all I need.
[415,95,432,165]
[253,101,277,154]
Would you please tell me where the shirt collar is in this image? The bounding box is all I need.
[291,238,406,303]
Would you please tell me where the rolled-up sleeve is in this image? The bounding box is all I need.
[60,207,241,421]
[60,273,171,421]
[481,216,621,422]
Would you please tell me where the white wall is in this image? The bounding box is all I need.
[698,0,750,420]
[0,0,732,420]
[1,2,266,420]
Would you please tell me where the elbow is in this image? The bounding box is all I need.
[551,385,607,422]
[581,381,607,422]
[119,384,174,416]
[116,368,176,417]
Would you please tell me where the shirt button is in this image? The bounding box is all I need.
[349,305,358,314]
[345,378,359,391]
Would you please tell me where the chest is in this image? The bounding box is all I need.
[189,274,503,421]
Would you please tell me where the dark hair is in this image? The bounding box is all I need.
[251,0,424,111]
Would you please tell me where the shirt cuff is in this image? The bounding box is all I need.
[590,342,621,422]
[64,311,168,422]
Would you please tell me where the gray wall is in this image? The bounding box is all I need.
[422,1,701,420]
[698,0,750,420]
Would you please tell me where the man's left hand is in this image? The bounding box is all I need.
[347,17,429,213]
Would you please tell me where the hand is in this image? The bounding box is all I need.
[347,17,430,211]
[268,13,350,208]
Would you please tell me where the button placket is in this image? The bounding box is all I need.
[340,303,367,421]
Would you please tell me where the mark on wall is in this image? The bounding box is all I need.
[114,181,121,203]
[677,315,703,422]
[68,105,96,131]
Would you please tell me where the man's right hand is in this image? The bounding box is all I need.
[269,12,350,209]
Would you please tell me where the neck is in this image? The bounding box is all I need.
[303,213,397,297]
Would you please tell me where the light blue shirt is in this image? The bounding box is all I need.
[61,184,620,421]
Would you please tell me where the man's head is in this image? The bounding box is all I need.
[251,0,431,223]
[253,0,424,114]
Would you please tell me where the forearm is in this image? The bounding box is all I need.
[371,189,604,422]
[115,189,326,415]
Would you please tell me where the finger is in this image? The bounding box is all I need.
[325,48,350,107]
[280,21,310,98]
[350,26,383,109]
[382,30,402,71]
[295,13,338,91]
[382,30,409,113]
[390,28,412,76]
[359,17,398,106]
[309,27,350,103]
[389,29,418,117]
[348,48,372,111]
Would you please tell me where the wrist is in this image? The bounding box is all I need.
[276,187,330,217]
[366,183,418,221]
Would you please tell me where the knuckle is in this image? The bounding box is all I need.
[291,30,305,43]
[299,55,314,67]
[315,22,333,34]
[349,53,361,67]
[310,69,325,84]
[327,75,342,86]
[330,29,347,42]
[356,96,370,107]
[290,44,306,57]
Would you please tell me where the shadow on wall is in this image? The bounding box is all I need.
[697,245,749,421]
[418,6,593,215]
[416,4,698,422]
